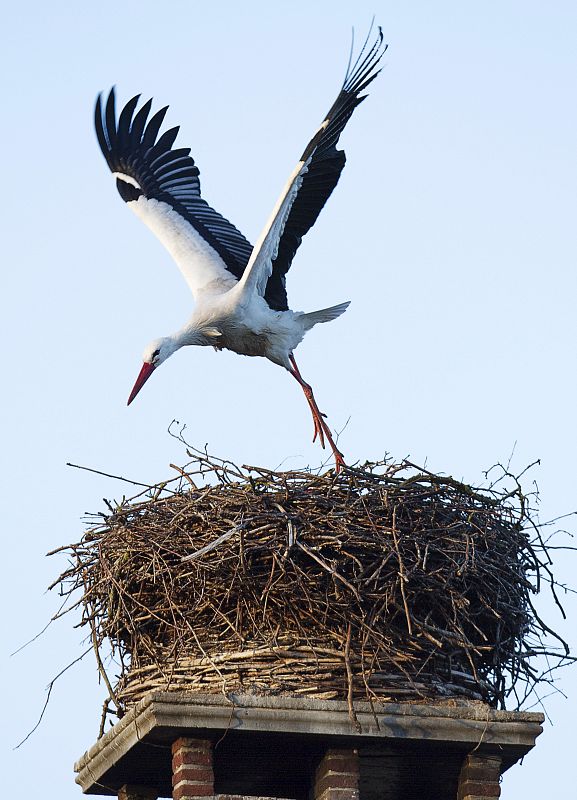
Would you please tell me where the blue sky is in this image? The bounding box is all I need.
[2,1,576,797]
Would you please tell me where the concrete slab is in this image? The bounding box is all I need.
[75,693,544,797]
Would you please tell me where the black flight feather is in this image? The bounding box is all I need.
[264,27,386,310]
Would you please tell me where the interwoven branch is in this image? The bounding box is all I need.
[51,452,574,716]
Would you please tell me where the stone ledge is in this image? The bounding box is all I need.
[75,692,543,796]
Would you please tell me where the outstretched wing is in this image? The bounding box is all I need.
[94,89,253,299]
[245,28,387,310]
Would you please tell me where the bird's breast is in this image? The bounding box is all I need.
[220,327,270,358]
[195,296,300,366]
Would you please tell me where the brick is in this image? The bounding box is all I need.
[460,754,501,771]
[317,759,359,777]
[316,767,359,784]
[317,753,358,770]
[315,749,359,800]
[315,751,359,779]
[173,745,212,757]
[460,766,499,782]
[317,789,359,800]
[172,739,212,758]
[324,748,357,758]
[172,769,214,790]
[173,750,213,769]
[173,781,215,800]
[460,758,501,780]
[172,767,214,786]
[171,737,214,800]
[458,754,502,800]
[464,794,500,800]
[173,743,211,751]
[459,786,501,800]
[316,773,359,795]
[173,736,212,750]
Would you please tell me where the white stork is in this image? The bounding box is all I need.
[94,29,385,471]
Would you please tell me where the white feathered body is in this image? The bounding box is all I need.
[179,286,349,369]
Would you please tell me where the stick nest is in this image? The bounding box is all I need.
[53,449,572,718]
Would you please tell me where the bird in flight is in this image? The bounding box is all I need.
[94,28,385,471]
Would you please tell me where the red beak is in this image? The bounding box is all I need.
[127,362,156,405]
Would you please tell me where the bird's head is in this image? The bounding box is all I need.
[127,336,178,405]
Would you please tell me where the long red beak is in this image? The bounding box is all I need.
[127,362,156,405]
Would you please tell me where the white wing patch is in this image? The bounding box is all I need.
[113,172,142,189]
[128,196,239,298]
[236,159,309,300]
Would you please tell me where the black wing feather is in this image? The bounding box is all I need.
[104,91,118,152]
[94,88,253,279]
[129,98,152,147]
[94,96,111,168]
[264,27,386,311]
[117,95,140,152]
[140,106,168,150]
[152,148,191,172]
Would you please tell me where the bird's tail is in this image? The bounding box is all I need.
[302,301,350,330]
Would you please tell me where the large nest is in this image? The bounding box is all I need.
[53,447,572,723]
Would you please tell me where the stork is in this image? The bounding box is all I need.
[94,29,385,471]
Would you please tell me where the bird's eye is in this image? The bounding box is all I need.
[152,349,160,361]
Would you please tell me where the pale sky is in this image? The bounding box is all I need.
[2,2,576,798]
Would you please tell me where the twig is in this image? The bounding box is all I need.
[14,648,92,748]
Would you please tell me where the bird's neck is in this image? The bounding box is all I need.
[172,320,222,349]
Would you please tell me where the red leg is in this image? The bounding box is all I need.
[288,355,346,473]
[289,355,325,446]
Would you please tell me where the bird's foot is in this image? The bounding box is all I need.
[307,399,326,446]
[289,355,347,473]
[313,410,347,473]
[315,411,346,473]
[299,380,328,447]
[332,447,347,474]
